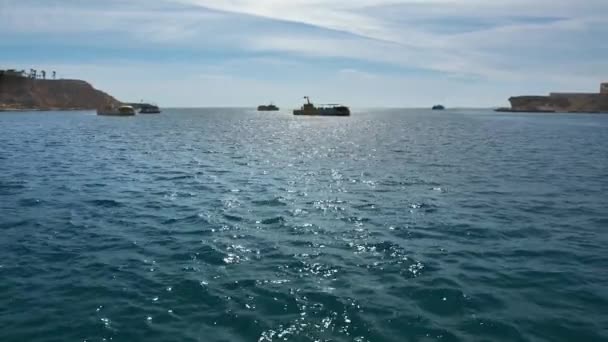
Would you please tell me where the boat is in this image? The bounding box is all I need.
[257,103,279,111]
[97,105,136,116]
[432,105,445,110]
[293,96,350,116]
[139,103,161,114]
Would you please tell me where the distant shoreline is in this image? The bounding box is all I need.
[0,73,120,111]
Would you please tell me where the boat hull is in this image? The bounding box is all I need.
[293,107,350,116]
[257,105,279,111]
[97,112,135,116]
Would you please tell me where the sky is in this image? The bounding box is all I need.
[1,0,607,107]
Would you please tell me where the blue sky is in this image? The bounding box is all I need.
[1,0,606,107]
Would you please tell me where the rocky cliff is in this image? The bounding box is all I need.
[502,83,608,113]
[509,94,608,113]
[0,75,120,111]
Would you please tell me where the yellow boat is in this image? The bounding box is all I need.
[97,105,136,116]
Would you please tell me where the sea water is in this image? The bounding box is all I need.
[0,109,607,341]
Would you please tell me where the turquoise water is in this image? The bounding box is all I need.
[0,109,607,342]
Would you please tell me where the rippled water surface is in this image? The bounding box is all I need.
[1,109,607,342]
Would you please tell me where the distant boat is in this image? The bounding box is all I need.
[139,103,161,114]
[432,105,445,110]
[293,96,350,116]
[97,105,136,116]
[257,103,279,111]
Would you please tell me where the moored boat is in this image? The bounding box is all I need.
[432,105,445,110]
[139,103,161,114]
[293,96,350,116]
[97,105,136,116]
[257,103,279,111]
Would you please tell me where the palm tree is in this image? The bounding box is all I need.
[41,70,46,79]
[52,71,56,80]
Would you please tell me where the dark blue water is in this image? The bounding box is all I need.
[1,109,607,342]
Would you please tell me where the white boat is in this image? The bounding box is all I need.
[138,103,161,114]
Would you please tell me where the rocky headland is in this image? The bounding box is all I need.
[0,73,119,111]
[498,83,608,113]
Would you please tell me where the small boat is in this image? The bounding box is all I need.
[432,105,445,110]
[97,105,136,116]
[139,103,161,114]
[293,96,350,116]
[257,103,279,111]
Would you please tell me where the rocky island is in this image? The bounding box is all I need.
[498,83,608,113]
[0,69,119,111]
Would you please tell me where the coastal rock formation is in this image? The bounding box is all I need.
[503,83,608,113]
[0,74,120,111]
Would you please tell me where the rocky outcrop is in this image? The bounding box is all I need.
[502,83,608,113]
[508,94,608,113]
[0,75,120,111]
